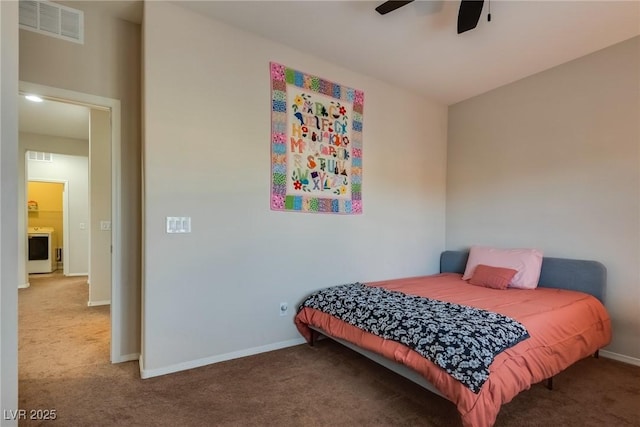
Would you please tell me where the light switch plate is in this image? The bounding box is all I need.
[166,217,191,233]
[100,221,111,231]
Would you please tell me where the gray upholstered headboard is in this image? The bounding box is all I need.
[440,250,607,303]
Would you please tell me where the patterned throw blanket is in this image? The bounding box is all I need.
[299,283,530,393]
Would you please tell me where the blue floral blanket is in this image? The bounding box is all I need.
[299,282,530,393]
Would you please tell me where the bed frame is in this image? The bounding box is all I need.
[309,250,607,396]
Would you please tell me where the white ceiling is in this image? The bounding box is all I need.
[176,0,640,105]
[19,96,90,141]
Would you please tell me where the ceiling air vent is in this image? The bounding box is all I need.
[19,0,84,44]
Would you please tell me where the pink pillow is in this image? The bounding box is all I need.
[462,246,543,289]
[468,264,517,290]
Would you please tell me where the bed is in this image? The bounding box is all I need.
[294,250,612,427]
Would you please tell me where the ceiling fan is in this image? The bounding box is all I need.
[375,0,488,34]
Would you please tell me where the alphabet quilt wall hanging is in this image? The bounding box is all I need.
[270,62,363,214]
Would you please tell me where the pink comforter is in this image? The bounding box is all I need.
[295,273,611,427]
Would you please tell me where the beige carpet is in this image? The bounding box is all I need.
[19,273,640,426]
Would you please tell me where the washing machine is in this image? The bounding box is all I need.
[28,227,56,274]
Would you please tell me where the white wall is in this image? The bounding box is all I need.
[141,2,448,375]
[0,1,19,423]
[446,37,640,361]
[26,150,89,276]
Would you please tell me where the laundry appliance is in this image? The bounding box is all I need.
[27,226,56,274]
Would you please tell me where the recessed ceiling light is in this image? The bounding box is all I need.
[25,95,43,103]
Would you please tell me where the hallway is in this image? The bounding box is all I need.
[19,273,109,380]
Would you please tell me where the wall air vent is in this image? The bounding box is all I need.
[19,0,84,44]
[27,151,53,162]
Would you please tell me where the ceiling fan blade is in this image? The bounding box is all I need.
[375,0,415,15]
[457,0,484,34]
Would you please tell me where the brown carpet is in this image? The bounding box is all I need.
[19,274,640,427]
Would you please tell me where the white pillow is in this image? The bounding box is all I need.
[462,246,544,289]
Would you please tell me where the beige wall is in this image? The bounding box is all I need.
[89,108,112,305]
[142,2,448,375]
[1,1,19,422]
[20,133,89,157]
[19,1,141,358]
[446,37,640,360]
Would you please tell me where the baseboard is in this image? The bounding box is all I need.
[18,282,30,289]
[139,337,306,379]
[112,352,139,363]
[600,350,640,367]
[87,300,110,307]
[66,272,89,277]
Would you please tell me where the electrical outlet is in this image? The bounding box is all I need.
[279,302,288,316]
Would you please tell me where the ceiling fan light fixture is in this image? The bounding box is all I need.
[376,0,488,34]
[457,0,485,34]
[375,0,415,15]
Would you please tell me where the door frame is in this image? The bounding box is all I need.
[19,81,125,363]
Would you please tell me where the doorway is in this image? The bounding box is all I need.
[18,81,125,363]
[27,172,84,279]
[26,180,67,275]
